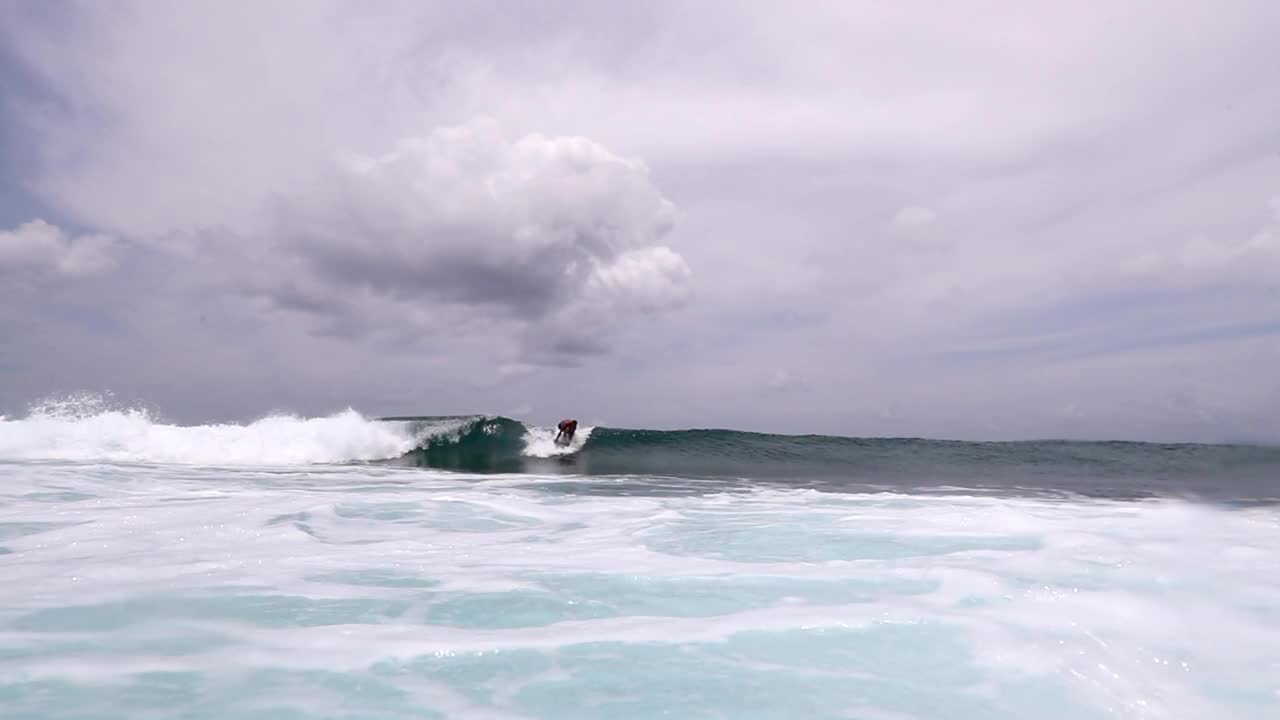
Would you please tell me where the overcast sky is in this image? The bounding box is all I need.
[1,0,1278,442]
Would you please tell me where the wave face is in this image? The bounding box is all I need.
[388,416,1280,503]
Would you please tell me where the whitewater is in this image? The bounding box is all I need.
[2,405,1278,719]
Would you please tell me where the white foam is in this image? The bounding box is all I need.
[0,404,423,466]
[520,424,594,457]
[2,460,1278,719]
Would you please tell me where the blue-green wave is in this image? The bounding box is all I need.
[381,415,530,472]
[379,415,1280,502]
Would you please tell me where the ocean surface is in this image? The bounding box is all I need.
[1,405,1278,719]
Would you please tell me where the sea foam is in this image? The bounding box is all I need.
[0,397,593,467]
[521,423,595,457]
[0,402,423,465]
[1,464,1276,719]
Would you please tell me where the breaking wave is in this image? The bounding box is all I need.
[2,398,1278,502]
[0,397,592,469]
[389,416,1280,503]
[0,400,420,466]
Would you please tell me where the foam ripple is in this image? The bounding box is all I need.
[1,461,1277,718]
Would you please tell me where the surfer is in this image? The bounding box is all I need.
[555,419,578,446]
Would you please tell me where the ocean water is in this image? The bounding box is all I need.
[1,406,1278,719]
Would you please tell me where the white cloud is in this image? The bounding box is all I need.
[1136,227,1278,291]
[765,369,807,393]
[496,363,536,381]
[584,247,691,311]
[890,206,937,231]
[0,220,115,279]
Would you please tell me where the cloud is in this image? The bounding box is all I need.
[765,369,807,393]
[0,1,1278,440]
[0,219,115,280]
[496,363,537,381]
[890,206,937,231]
[214,118,691,364]
[1147,194,1280,289]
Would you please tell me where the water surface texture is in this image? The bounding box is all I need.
[1,408,1277,718]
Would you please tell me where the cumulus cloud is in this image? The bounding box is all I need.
[0,219,115,280]
[4,0,693,367]
[222,118,691,364]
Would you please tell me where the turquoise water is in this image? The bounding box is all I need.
[1,409,1278,718]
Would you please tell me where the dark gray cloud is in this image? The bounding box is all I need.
[185,118,693,364]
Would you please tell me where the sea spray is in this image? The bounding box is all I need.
[0,405,421,466]
[522,423,595,457]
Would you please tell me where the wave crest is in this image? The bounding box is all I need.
[0,398,595,470]
[6,398,1278,504]
[1,396,424,466]
[386,415,592,471]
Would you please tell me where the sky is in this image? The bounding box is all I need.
[1,0,1278,443]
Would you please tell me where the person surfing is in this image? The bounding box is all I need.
[554,419,578,446]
